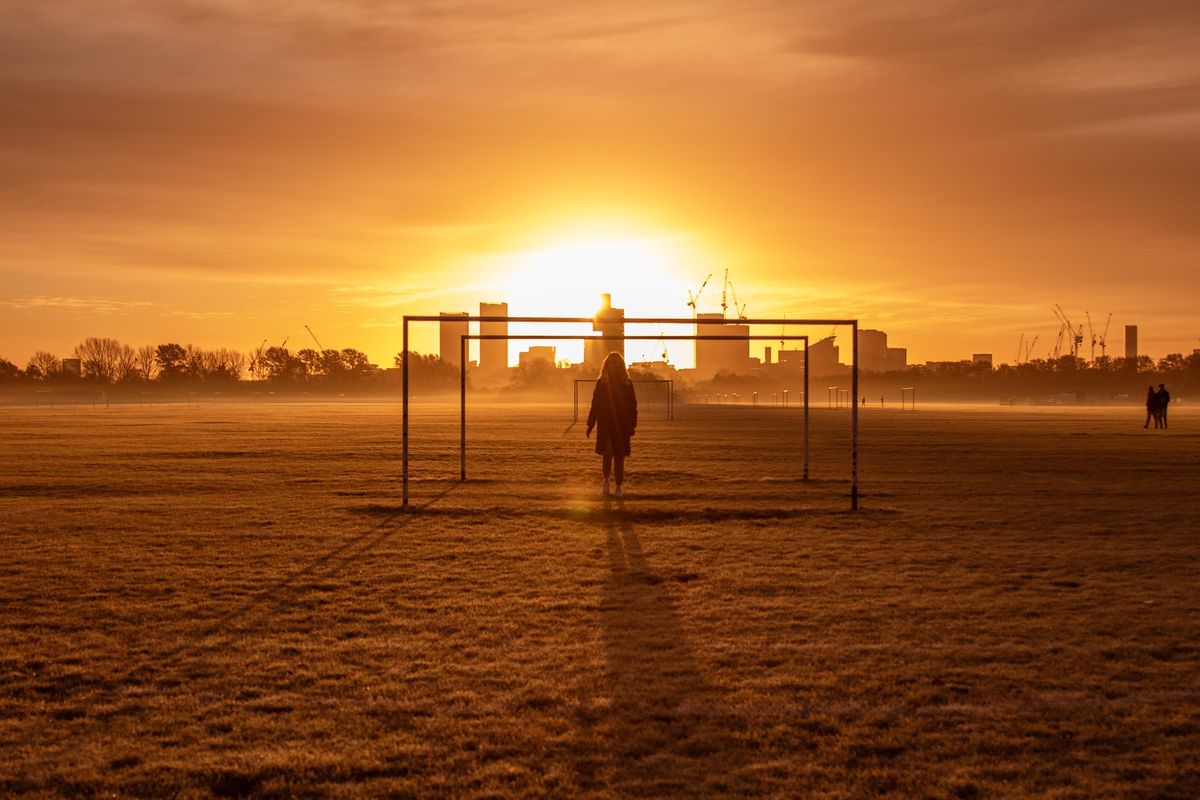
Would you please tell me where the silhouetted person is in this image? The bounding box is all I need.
[586,351,638,498]
[1144,386,1157,429]
[1157,383,1170,429]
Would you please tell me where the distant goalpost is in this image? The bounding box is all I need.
[401,315,861,510]
[574,378,674,422]
[459,332,811,488]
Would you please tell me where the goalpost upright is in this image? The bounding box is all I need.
[403,315,858,510]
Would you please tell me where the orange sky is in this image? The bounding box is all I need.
[2,1,1198,367]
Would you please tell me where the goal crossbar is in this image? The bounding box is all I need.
[402,316,859,509]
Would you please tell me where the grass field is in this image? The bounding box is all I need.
[2,401,1198,798]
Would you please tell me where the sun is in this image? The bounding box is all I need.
[499,236,690,320]
[477,227,715,367]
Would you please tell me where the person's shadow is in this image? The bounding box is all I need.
[579,502,753,796]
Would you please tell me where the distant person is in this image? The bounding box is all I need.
[1157,383,1170,429]
[586,352,638,498]
[879,395,884,408]
[861,396,867,407]
[1144,386,1158,429]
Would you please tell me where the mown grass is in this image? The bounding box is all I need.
[1,402,1198,798]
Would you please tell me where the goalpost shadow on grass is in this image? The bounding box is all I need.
[123,482,464,679]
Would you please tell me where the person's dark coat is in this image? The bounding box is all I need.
[587,378,638,456]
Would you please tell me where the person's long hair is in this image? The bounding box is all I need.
[599,351,631,385]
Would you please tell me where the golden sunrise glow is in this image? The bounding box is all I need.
[2,2,1199,366]
[487,234,710,365]
[500,237,689,318]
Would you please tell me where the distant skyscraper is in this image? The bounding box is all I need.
[585,293,624,370]
[694,312,751,379]
[1124,325,1138,361]
[479,302,509,377]
[438,312,469,369]
[807,336,840,378]
[856,329,888,373]
[885,347,907,371]
[518,346,556,368]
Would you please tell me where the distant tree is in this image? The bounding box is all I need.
[26,351,61,380]
[394,352,459,392]
[0,357,21,381]
[155,343,188,380]
[206,348,245,381]
[134,345,158,381]
[339,348,371,380]
[74,337,124,382]
[184,344,206,379]
[297,348,322,378]
[220,349,247,380]
[321,349,349,379]
[260,346,305,382]
[247,345,267,381]
[115,343,138,382]
[1158,353,1187,372]
[508,359,562,392]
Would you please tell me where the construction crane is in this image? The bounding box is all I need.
[1016,334,1024,364]
[1084,311,1099,362]
[1051,324,1065,360]
[304,325,325,351]
[1052,305,1084,359]
[686,273,712,317]
[1086,312,1097,363]
[1025,334,1038,363]
[728,280,747,319]
[720,268,729,318]
[1097,312,1112,359]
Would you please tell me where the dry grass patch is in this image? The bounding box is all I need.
[1,402,1198,797]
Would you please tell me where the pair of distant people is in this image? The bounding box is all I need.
[1144,383,1170,429]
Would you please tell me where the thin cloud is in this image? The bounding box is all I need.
[0,295,155,314]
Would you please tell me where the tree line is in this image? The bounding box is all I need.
[0,339,377,386]
[4,339,1197,401]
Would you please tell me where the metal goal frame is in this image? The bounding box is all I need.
[402,315,860,509]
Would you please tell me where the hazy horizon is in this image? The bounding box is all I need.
[3,1,1198,367]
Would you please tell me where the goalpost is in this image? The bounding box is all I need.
[402,315,860,509]
[459,333,811,487]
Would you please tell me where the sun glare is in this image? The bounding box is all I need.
[502,238,689,318]
[495,236,698,364]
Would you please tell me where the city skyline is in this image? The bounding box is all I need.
[3,3,1199,366]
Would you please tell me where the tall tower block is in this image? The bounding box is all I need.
[1124,325,1138,361]
[438,312,469,369]
[479,302,509,379]
[585,293,625,370]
